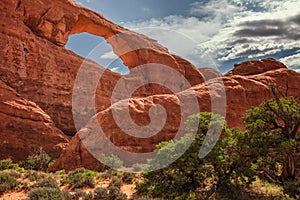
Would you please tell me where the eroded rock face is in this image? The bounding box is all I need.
[51,62,300,172]
[0,0,203,137]
[0,80,69,161]
[228,58,287,76]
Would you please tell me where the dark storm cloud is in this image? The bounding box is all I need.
[233,13,300,40]
[290,13,300,25]
[229,38,254,45]
[234,47,276,58]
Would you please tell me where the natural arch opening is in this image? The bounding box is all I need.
[66,32,130,75]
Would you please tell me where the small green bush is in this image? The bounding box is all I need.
[25,171,41,181]
[19,148,51,172]
[94,187,109,200]
[28,187,62,200]
[109,177,122,188]
[132,163,144,172]
[122,173,134,184]
[108,186,127,200]
[83,191,93,200]
[67,168,95,189]
[0,172,18,195]
[136,196,158,200]
[34,177,59,189]
[101,171,112,179]
[100,154,123,170]
[19,180,31,191]
[61,189,72,200]
[283,179,300,198]
[74,188,84,199]
[0,158,18,170]
[7,171,20,179]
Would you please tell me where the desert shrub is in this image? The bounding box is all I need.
[67,168,95,189]
[121,172,134,184]
[7,171,20,178]
[283,178,300,199]
[19,148,52,172]
[0,158,18,170]
[61,189,72,200]
[0,172,18,195]
[74,188,84,199]
[100,154,123,170]
[60,176,68,185]
[136,196,158,200]
[25,171,41,181]
[101,171,112,179]
[34,177,59,189]
[83,191,93,200]
[28,187,62,200]
[19,180,31,191]
[94,187,109,200]
[55,170,66,176]
[132,163,144,172]
[109,177,122,188]
[108,186,127,200]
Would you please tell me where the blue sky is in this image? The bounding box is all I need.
[67,0,300,74]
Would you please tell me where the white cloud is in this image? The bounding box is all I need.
[279,53,300,71]
[100,51,118,60]
[125,16,221,68]
[190,0,240,22]
[124,0,300,72]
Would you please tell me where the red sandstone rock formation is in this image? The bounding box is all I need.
[0,80,69,161]
[50,60,300,172]
[0,0,203,136]
[0,0,299,171]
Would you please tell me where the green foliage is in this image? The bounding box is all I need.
[0,158,18,170]
[0,172,18,195]
[137,112,255,199]
[74,188,84,199]
[108,186,127,200]
[136,196,158,200]
[243,97,300,184]
[109,177,122,188]
[25,171,41,181]
[28,187,63,200]
[122,172,134,184]
[67,168,95,189]
[283,178,300,198]
[19,148,52,172]
[132,163,144,172]
[94,187,109,200]
[100,154,124,170]
[83,191,93,200]
[34,177,59,189]
[61,189,72,200]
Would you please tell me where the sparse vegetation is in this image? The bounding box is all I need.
[94,187,109,199]
[0,172,18,195]
[25,171,41,181]
[0,96,298,199]
[34,177,59,189]
[100,153,124,170]
[0,158,18,170]
[109,186,127,200]
[28,187,63,200]
[19,148,52,172]
[67,168,95,189]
